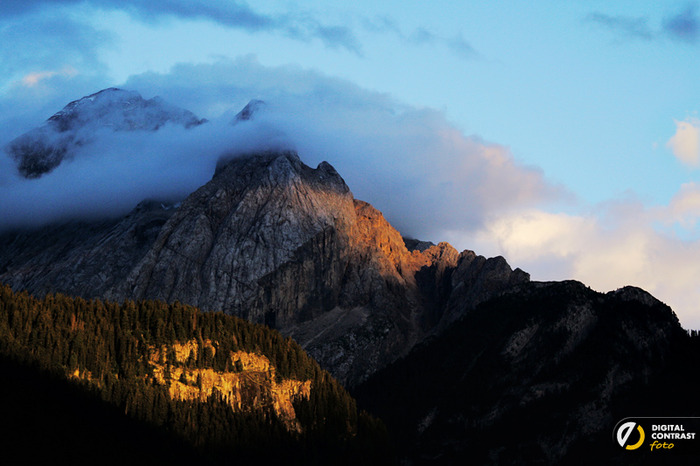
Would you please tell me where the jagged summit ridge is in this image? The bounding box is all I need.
[5,87,205,178]
[48,88,205,132]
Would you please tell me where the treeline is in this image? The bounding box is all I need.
[0,284,391,464]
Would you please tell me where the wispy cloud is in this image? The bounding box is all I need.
[663,4,700,43]
[587,3,700,45]
[407,27,437,45]
[21,67,78,88]
[0,13,111,83]
[585,13,654,40]
[364,16,478,60]
[282,17,361,54]
[0,11,113,138]
[0,0,362,54]
[447,34,479,60]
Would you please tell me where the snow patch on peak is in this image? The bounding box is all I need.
[48,87,203,133]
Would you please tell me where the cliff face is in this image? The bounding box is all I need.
[0,150,528,385]
[109,152,357,322]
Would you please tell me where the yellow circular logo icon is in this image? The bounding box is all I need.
[617,421,645,450]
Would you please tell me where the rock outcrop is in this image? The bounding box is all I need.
[144,341,312,432]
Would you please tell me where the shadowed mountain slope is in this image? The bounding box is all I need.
[354,281,700,464]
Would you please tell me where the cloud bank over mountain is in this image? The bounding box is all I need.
[1,55,700,329]
[0,57,559,238]
[0,117,291,229]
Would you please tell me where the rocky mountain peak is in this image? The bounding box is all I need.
[233,99,266,122]
[213,151,350,200]
[112,151,358,324]
[0,84,533,384]
[0,145,530,384]
[5,87,205,178]
[47,87,204,132]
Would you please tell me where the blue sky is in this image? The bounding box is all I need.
[1,1,700,327]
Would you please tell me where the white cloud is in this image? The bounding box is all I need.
[654,182,700,232]
[0,117,291,230]
[667,117,700,167]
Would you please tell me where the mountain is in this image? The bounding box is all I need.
[3,89,699,464]
[354,281,700,464]
[5,88,205,178]
[0,147,528,386]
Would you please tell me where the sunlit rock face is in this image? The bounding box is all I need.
[143,341,311,432]
[5,88,205,178]
[0,148,528,385]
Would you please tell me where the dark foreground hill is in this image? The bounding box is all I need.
[354,281,700,465]
[0,285,390,465]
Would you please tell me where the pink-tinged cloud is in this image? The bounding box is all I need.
[452,186,700,329]
[667,117,700,167]
[21,67,78,87]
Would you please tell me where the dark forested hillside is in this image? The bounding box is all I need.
[354,281,700,465]
[0,284,390,465]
